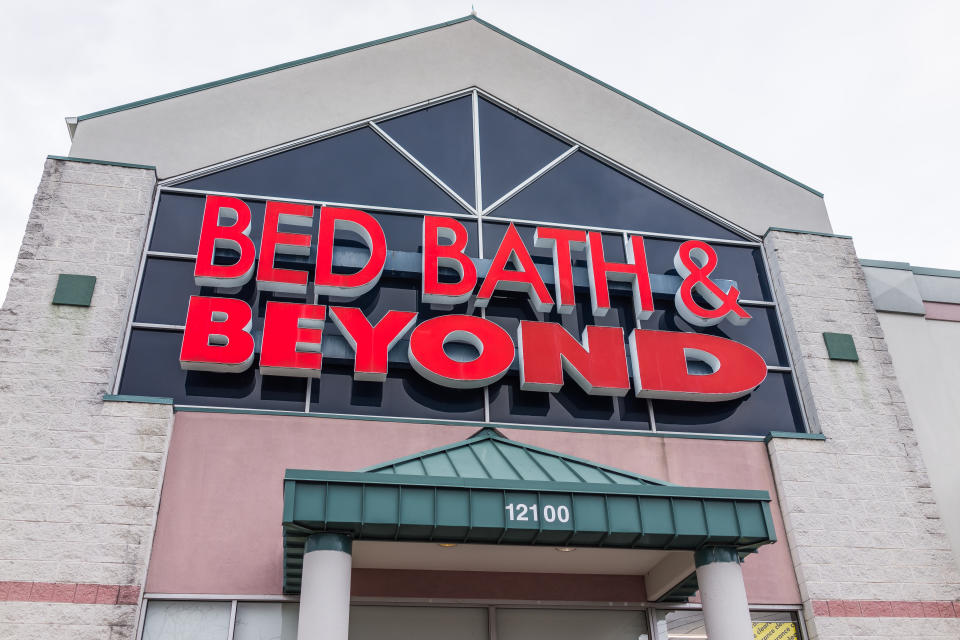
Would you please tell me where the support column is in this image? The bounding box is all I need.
[694,547,752,640]
[297,533,352,640]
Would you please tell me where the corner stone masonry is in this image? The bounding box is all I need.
[0,158,171,640]
[764,230,960,639]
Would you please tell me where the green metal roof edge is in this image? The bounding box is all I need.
[103,394,174,405]
[75,16,474,122]
[910,265,960,279]
[859,259,912,270]
[47,155,157,171]
[359,428,674,486]
[765,226,852,239]
[283,468,771,502]
[72,15,822,198]
[172,405,779,442]
[860,259,960,279]
[764,431,826,444]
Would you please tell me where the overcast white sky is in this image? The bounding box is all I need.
[1,1,958,304]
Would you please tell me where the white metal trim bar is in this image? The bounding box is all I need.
[131,322,186,331]
[369,122,478,215]
[482,145,578,216]
[472,90,484,214]
[146,250,197,261]
[226,599,238,639]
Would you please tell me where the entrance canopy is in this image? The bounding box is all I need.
[282,429,775,595]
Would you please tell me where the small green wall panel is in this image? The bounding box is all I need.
[823,332,859,361]
[52,274,96,306]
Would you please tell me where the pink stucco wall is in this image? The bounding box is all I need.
[145,412,800,604]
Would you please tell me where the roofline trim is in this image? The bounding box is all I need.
[861,258,960,279]
[765,226,852,240]
[47,155,157,171]
[71,15,823,199]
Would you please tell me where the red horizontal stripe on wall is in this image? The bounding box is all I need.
[0,581,140,605]
[811,599,959,618]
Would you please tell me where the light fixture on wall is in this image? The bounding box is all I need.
[554,547,576,552]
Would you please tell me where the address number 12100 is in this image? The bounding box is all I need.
[505,503,571,523]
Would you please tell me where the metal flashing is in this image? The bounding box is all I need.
[911,265,960,279]
[103,394,174,405]
[763,431,826,444]
[765,227,852,239]
[71,15,822,198]
[859,259,912,271]
[47,155,157,171]
[860,259,960,280]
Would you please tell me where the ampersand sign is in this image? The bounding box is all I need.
[673,240,752,327]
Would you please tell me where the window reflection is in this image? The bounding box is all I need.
[142,600,231,640]
[138,601,801,640]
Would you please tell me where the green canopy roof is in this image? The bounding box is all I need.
[282,429,775,594]
[363,428,672,486]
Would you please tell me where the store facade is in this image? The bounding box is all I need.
[1,15,958,640]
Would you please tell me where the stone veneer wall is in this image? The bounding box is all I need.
[0,158,171,639]
[764,230,960,639]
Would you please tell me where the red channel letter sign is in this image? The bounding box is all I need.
[180,196,764,402]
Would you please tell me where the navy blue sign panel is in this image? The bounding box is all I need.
[119,90,805,436]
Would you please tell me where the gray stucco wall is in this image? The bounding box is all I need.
[877,312,960,572]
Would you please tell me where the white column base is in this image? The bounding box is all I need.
[297,533,352,640]
[695,547,753,640]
